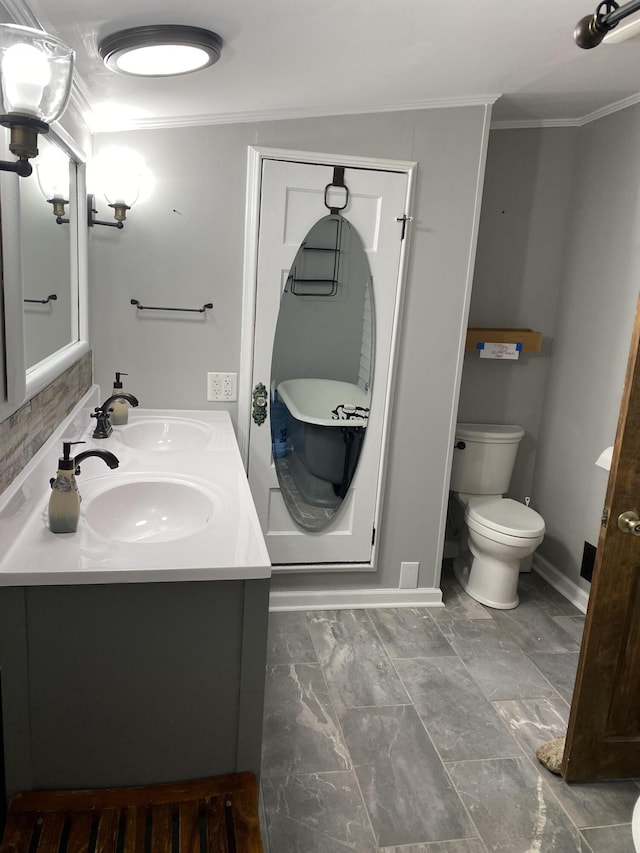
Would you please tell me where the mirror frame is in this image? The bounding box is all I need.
[0,122,88,422]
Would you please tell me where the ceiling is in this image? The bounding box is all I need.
[6,0,640,132]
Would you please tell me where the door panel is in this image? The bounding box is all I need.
[562,292,640,780]
[247,158,408,566]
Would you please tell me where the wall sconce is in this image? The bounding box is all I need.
[0,24,74,177]
[36,140,70,223]
[88,146,144,230]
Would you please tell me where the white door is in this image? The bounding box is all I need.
[248,157,410,566]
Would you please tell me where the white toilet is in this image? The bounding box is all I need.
[449,423,545,609]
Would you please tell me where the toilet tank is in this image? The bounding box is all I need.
[450,423,525,496]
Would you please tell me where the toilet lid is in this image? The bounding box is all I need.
[467,497,545,538]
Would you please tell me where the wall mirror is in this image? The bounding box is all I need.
[22,135,73,369]
[270,213,373,531]
[0,123,88,421]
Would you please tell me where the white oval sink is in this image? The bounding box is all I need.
[116,418,210,451]
[83,475,222,543]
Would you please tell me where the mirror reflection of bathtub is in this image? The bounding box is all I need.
[272,378,370,530]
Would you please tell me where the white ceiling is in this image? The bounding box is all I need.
[6,0,640,131]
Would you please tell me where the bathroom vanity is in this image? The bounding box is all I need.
[0,388,271,797]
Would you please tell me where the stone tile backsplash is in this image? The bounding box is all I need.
[0,352,92,495]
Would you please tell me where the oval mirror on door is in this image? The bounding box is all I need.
[270,213,374,531]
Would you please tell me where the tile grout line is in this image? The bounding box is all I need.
[304,609,381,850]
[263,583,634,852]
[364,607,490,852]
[367,599,591,850]
[422,574,606,849]
[440,574,617,849]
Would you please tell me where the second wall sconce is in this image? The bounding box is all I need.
[88,193,129,229]
[88,146,145,230]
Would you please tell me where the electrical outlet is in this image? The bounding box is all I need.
[207,372,237,401]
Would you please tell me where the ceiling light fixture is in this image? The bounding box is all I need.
[575,0,640,48]
[98,25,223,77]
[0,24,74,177]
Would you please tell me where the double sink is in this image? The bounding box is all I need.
[83,416,228,544]
[0,389,271,585]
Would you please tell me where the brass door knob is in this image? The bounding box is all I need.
[617,510,640,536]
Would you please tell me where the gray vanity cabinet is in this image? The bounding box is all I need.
[0,577,269,797]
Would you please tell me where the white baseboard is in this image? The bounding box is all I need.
[268,557,588,614]
[532,553,590,614]
[269,586,444,612]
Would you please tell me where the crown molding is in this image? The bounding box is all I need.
[577,91,640,124]
[68,76,93,121]
[491,118,582,130]
[89,94,501,133]
[3,3,638,136]
[0,0,39,26]
[492,90,640,130]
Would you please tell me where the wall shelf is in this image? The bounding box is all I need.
[465,327,543,353]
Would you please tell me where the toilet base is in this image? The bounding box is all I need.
[453,553,520,610]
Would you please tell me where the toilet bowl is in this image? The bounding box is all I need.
[453,495,545,609]
[449,423,545,609]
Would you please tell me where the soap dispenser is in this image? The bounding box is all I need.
[110,372,129,425]
[48,441,84,534]
[48,442,120,533]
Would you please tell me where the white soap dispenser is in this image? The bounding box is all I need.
[48,441,84,534]
[110,372,129,425]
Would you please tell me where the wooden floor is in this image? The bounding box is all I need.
[0,772,263,853]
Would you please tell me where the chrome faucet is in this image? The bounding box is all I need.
[91,393,140,439]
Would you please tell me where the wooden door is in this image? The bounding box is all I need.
[562,291,640,781]
[247,158,410,566]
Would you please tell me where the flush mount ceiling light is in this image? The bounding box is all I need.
[98,25,222,77]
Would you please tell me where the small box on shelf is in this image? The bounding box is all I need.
[465,327,543,353]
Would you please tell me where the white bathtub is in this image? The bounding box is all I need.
[275,378,370,496]
[277,378,370,427]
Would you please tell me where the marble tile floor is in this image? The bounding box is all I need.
[260,566,639,852]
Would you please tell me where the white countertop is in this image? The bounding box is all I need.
[0,387,271,585]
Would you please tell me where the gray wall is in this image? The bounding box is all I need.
[90,106,490,593]
[458,128,577,502]
[531,106,640,589]
[459,108,640,594]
